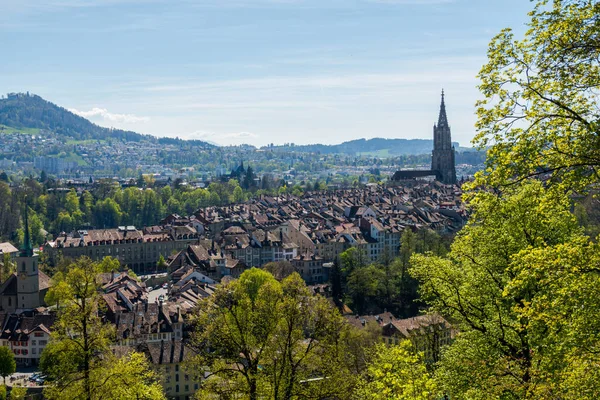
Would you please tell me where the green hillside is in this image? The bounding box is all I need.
[0,93,213,149]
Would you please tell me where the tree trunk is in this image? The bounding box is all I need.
[83,297,91,400]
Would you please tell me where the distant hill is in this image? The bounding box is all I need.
[0,92,213,148]
[264,137,473,156]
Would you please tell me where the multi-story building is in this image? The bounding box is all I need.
[45,226,200,273]
[291,252,327,285]
[348,312,454,364]
[138,339,199,400]
[0,212,50,313]
[216,226,297,267]
[0,243,19,260]
[0,311,56,366]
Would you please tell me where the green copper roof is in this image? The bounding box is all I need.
[20,206,33,257]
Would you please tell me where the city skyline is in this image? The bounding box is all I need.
[0,0,532,146]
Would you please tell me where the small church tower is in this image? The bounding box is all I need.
[15,207,41,310]
[431,90,457,184]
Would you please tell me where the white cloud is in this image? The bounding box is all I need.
[68,107,150,123]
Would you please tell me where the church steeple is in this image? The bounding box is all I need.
[20,205,33,258]
[437,89,448,128]
[431,90,457,185]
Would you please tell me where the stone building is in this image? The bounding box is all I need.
[392,91,457,185]
[44,226,200,273]
[0,310,56,366]
[431,90,457,185]
[291,252,327,284]
[139,340,199,400]
[0,210,50,313]
[348,312,454,364]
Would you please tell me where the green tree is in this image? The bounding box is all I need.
[7,386,25,400]
[80,191,94,223]
[354,341,439,400]
[474,0,600,190]
[93,352,165,400]
[346,264,385,314]
[92,198,122,228]
[510,237,600,398]
[29,209,45,246]
[340,247,367,278]
[156,254,167,273]
[262,260,295,281]
[55,211,73,233]
[0,347,15,385]
[330,258,342,306]
[410,182,580,399]
[0,254,15,286]
[65,189,79,215]
[232,185,245,203]
[41,256,165,400]
[189,269,355,400]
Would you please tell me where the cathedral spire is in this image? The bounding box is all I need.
[437,89,448,127]
[21,204,33,257]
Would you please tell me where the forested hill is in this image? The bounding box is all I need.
[263,137,472,156]
[0,92,212,147]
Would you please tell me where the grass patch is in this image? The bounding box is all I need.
[62,152,88,166]
[0,124,40,135]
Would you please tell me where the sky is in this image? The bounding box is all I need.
[0,0,533,147]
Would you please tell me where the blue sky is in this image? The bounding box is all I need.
[0,0,532,146]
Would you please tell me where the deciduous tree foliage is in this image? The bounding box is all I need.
[413,1,600,397]
[354,341,439,400]
[189,268,359,400]
[0,347,15,385]
[474,0,600,190]
[507,235,600,399]
[7,386,25,400]
[41,257,165,400]
[410,182,582,399]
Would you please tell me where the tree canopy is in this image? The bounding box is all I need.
[189,268,361,400]
[354,341,439,400]
[41,257,165,400]
[0,347,15,385]
[474,0,600,190]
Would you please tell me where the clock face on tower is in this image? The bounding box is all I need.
[19,273,27,280]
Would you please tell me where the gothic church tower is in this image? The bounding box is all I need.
[431,90,457,184]
[15,207,41,310]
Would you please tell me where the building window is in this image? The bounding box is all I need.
[176,385,179,393]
